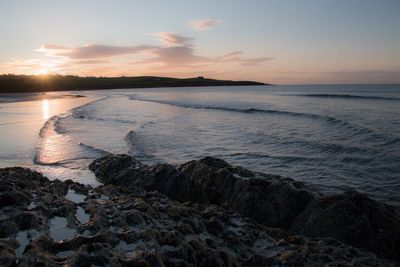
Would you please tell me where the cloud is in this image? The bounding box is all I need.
[132,46,212,67]
[189,19,222,31]
[1,31,272,77]
[152,32,193,46]
[40,44,155,59]
[37,33,270,68]
[74,59,109,65]
[215,51,274,66]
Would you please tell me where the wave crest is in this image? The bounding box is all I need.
[129,96,372,134]
[291,94,400,101]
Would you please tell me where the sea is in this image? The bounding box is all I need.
[1,84,399,205]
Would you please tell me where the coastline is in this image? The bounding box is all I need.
[0,75,268,94]
[0,92,99,180]
[1,154,399,266]
[0,92,86,103]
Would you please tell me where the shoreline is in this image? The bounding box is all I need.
[0,92,86,103]
[0,75,268,94]
[1,154,399,266]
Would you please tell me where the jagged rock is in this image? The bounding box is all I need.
[89,154,155,189]
[0,243,15,267]
[177,157,316,229]
[0,190,30,208]
[0,166,395,266]
[90,155,316,229]
[291,190,400,260]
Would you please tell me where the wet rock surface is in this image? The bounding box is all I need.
[90,154,400,264]
[90,155,316,229]
[1,157,399,266]
[291,190,400,261]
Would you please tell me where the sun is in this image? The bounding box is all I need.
[36,68,49,75]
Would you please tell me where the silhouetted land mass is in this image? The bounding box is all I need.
[0,74,267,93]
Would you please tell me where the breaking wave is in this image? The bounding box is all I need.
[290,94,400,101]
[129,96,372,134]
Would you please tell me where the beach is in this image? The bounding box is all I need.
[1,85,399,204]
[1,85,400,265]
[1,155,399,265]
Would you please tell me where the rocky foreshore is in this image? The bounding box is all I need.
[1,155,399,266]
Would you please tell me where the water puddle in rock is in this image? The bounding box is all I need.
[110,226,124,234]
[49,216,76,241]
[117,240,137,253]
[27,202,37,210]
[98,194,110,204]
[65,189,86,204]
[80,230,92,237]
[13,229,39,257]
[252,238,281,256]
[228,217,246,234]
[56,250,75,258]
[76,206,90,224]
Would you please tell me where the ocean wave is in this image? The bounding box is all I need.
[38,115,60,138]
[124,130,163,163]
[72,111,136,124]
[281,139,373,155]
[70,96,108,118]
[228,152,318,163]
[383,137,400,146]
[129,96,372,134]
[78,142,110,156]
[290,94,400,101]
[35,110,108,167]
[124,130,151,158]
[33,158,64,166]
[35,115,66,166]
[124,130,136,153]
[70,96,135,124]
[0,121,30,126]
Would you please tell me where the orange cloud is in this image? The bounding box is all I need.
[0,31,272,80]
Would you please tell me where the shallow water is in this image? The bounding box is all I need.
[49,216,76,242]
[0,85,399,205]
[76,206,90,224]
[65,189,86,204]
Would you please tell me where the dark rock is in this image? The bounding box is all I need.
[178,157,316,229]
[89,154,155,189]
[0,191,30,208]
[90,155,316,229]
[291,190,400,260]
[0,166,396,266]
[0,243,15,267]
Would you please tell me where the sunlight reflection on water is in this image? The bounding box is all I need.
[42,99,49,120]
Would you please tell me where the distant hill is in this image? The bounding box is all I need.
[0,74,267,93]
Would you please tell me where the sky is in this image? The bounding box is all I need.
[0,0,399,84]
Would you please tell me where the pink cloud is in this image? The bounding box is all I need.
[189,19,222,31]
[1,31,272,76]
[38,36,271,68]
[40,44,155,59]
[152,32,193,46]
[216,51,274,66]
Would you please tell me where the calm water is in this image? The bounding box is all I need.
[1,85,399,204]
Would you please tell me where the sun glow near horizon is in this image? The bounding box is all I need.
[36,68,49,75]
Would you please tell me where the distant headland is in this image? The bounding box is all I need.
[0,74,268,93]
